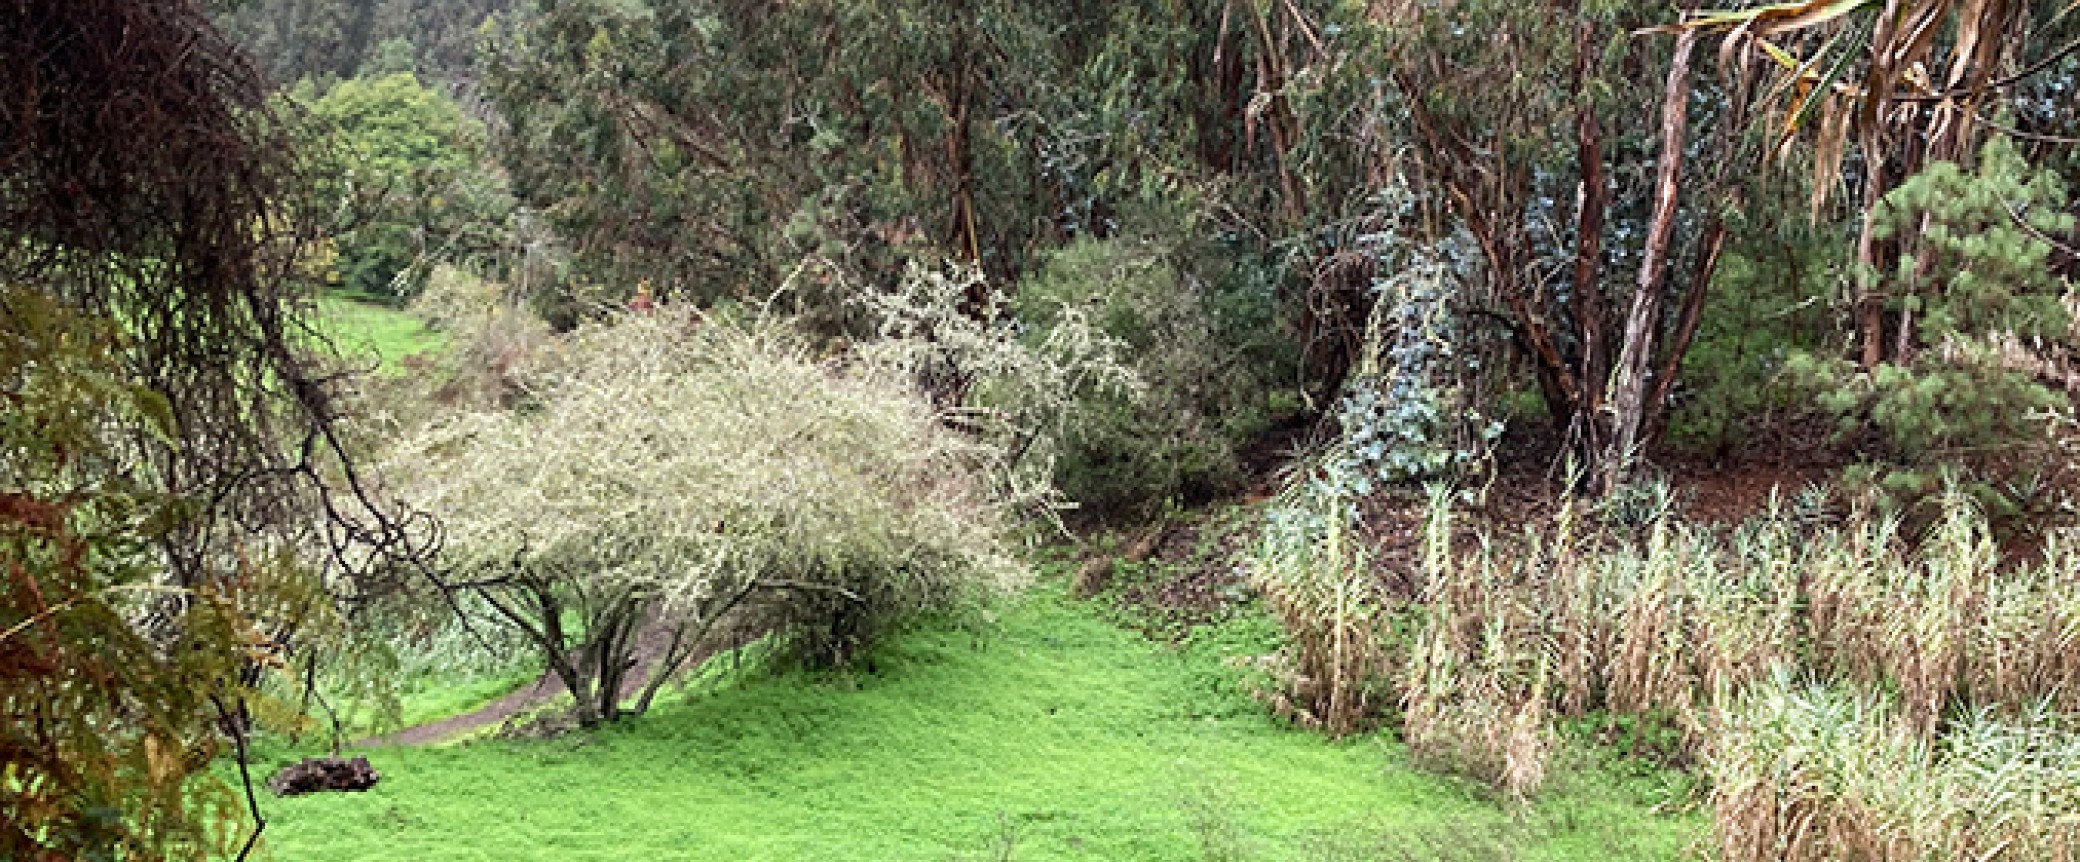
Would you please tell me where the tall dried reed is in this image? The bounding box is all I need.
[1352,485,2080,812]
[1708,674,2080,862]
[1250,474,1391,737]
[1400,490,1554,798]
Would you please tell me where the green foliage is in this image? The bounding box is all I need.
[358,36,417,76]
[2,288,256,860]
[257,591,1699,861]
[1331,187,1498,491]
[1873,136,2074,342]
[483,0,1058,311]
[3,2,402,853]
[1015,236,1285,516]
[215,0,520,84]
[1661,224,1844,455]
[296,71,512,299]
[1787,137,2076,460]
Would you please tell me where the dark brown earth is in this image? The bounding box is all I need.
[1092,421,1856,628]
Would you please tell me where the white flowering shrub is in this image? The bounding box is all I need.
[857,260,1144,517]
[385,307,1023,726]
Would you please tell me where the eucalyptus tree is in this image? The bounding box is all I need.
[482,0,1069,321]
[216,0,524,85]
[1381,0,1751,488]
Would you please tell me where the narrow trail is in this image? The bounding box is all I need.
[355,621,718,747]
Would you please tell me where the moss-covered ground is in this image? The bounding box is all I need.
[257,588,1699,861]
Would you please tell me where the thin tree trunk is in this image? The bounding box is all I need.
[1569,18,1611,453]
[1854,0,1904,369]
[1601,29,1697,492]
[1645,216,1727,446]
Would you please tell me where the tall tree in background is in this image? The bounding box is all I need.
[482,0,1058,316]
[216,0,523,85]
[2,2,420,858]
[298,70,513,298]
[1677,0,2079,368]
[1384,0,1745,487]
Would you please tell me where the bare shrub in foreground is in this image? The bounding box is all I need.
[386,307,1023,727]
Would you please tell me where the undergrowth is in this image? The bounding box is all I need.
[1247,475,2080,860]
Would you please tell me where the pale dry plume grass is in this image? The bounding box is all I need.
[1249,470,1392,738]
[1709,675,2080,862]
[1261,476,2080,849]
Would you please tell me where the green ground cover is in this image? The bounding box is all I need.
[312,292,445,371]
[257,590,1699,861]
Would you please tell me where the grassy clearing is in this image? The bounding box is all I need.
[312,292,445,370]
[256,589,1698,861]
[349,668,542,737]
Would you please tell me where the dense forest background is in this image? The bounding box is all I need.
[218,0,2080,499]
[7,1,2080,859]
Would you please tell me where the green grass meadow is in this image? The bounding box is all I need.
[257,590,1699,861]
[312,293,445,371]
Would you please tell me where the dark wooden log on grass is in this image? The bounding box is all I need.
[266,756,381,796]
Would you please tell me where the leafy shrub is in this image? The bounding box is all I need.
[296,72,512,299]
[384,306,1023,726]
[1785,137,2076,462]
[1785,350,2065,459]
[1014,236,1287,516]
[3,288,254,860]
[1661,229,1844,456]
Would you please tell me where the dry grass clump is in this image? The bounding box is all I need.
[1253,474,2080,846]
[1249,474,1392,737]
[1709,675,2080,862]
[1400,494,1553,798]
